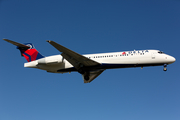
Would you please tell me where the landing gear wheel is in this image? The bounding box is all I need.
[84,75,89,81]
[163,67,167,71]
[163,64,167,71]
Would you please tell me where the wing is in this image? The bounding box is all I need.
[47,40,103,83]
[83,70,104,83]
[47,40,101,70]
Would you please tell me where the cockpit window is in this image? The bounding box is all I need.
[158,51,164,54]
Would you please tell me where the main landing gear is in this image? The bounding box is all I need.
[163,64,167,71]
[83,72,90,81]
[84,75,89,81]
[77,68,90,81]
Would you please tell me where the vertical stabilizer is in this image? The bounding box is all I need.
[17,43,44,62]
[3,39,44,62]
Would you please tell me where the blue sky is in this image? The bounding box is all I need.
[0,0,180,120]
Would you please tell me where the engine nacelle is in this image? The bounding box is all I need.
[38,55,64,65]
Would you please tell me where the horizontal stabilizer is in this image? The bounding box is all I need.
[3,39,30,49]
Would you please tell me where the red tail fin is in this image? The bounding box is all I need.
[17,43,44,62]
[3,39,44,62]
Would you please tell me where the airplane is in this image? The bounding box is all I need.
[3,39,176,83]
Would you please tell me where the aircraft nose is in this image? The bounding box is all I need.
[171,56,176,62]
[167,56,176,63]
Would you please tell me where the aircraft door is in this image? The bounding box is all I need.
[151,53,156,59]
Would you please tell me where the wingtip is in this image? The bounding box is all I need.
[46,40,51,43]
[3,38,8,41]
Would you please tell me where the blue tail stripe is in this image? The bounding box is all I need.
[36,53,44,59]
[23,52,31,61]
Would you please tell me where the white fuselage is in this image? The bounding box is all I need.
[24,50,176,73]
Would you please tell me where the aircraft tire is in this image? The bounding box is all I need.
[163,67,167,71]
[84,75,89,81]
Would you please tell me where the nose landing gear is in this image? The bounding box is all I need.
[163,67,167,71]
[163,64,167,71]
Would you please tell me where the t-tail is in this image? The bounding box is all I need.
[3,39,44,62]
